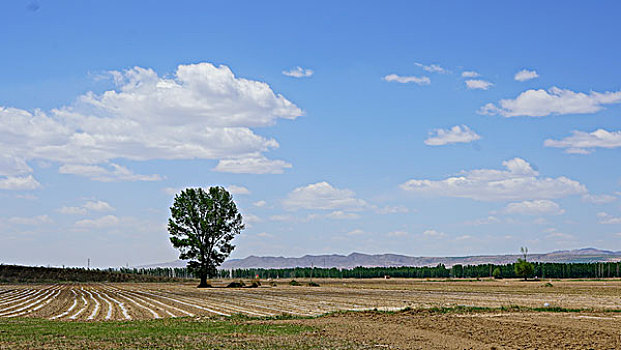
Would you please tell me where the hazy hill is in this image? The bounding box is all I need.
[138,248,621,270]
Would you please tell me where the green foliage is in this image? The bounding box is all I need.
[289,279,301,286]
[492,267,502,279]
[307,281,320,287]
[0,265,179,283]
[0,317,315,350]
[226,281,245,288]
[228,261,621,280]
[168,186,244,286]
[514,258,534,280]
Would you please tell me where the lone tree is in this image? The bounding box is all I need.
[168,186,244,288]
[514,246,534,281]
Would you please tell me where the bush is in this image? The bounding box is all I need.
[492,267,503,279]
[289,279,301,286]
[226,280,245,288]
[307,281,320,287]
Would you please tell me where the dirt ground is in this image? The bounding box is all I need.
[289,309,621,349]
[2,279,621,348]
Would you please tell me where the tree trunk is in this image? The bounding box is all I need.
[197,274,209,288]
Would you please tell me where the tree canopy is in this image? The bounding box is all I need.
[168,186,244,287]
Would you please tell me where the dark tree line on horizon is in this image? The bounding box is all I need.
[126,261,621,280]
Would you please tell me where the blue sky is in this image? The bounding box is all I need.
[1,1,620,267]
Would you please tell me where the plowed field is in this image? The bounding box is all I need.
[1,279,620,321]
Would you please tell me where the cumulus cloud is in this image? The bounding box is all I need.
[414,62,449,74]
[59,163,161,182]
[479,87,621,117]
[213,155,292,174]
[422,229,446,237]
[346,229,365,236]
[325,211,360,220]
[387,230,408,237]
[253,200,267,207]
[282,66,313,78]
[463,216,501,226]
[461,71,479,78]
[502,200,565,215]
[544,129,621,154]
[465,79,493,90]
[0,62,301,183]
[227,185,250,195]
[376,205,410,214]
[59,200,114,215]
[400,158,587,201]
[514,69,539,82]
[6,215,53,226]
[597,212,621,224]
[283,181,368,211]
[74,215,121,229]
[424,125,481,146]
[582,194,617,204]
[544,228,574,240]
[383,74,430,85]
[256,232,274,238]
[0,175,41,190]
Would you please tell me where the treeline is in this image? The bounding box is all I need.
[226,262,621,279]
[0,265,181,283]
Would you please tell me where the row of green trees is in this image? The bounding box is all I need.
[123,261,621,280]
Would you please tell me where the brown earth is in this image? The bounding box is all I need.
[288,309,621,349]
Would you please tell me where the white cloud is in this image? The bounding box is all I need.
[58,163,161,182]
[74,215,120,229]
[58,206,87,215]
[346,229,365,236]
[401,158,587,201]
[464,216,501,226]
[502,200,565,215]
[282,66,313,78]
[465,79,493,90]
[597,212,621,224]
[461,71,479,78]
[243,214,262,224]
[59,200,114,215]
[544,129,621,154]
[455,235,472,241]
[6,215,53,226]
[269,214,295,222]
[424,125,481,146]
[227,185,250,195]
[253,200,267,207]
[514,69,539,82]
[479,87,621,117]
[0,62,301,183]
[256,232,274,238]
[0,155,32,176]
[376,205,410,214]
[582,194,617,204]
[422,229,446,237]
[544,228,574,240]
[387,230,408,237]
[383,74,430,85]
[162,187,180,196]
[84,200,114,212]
[0,175,41,190]
[213,155,292,174]
[414,62,449,74]
[325,211,360,220]
[283,181,368,211]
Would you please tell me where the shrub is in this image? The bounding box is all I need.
[226,280,245,288]
[289,279,301,286]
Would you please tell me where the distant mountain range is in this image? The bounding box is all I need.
[137,248,621,270]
